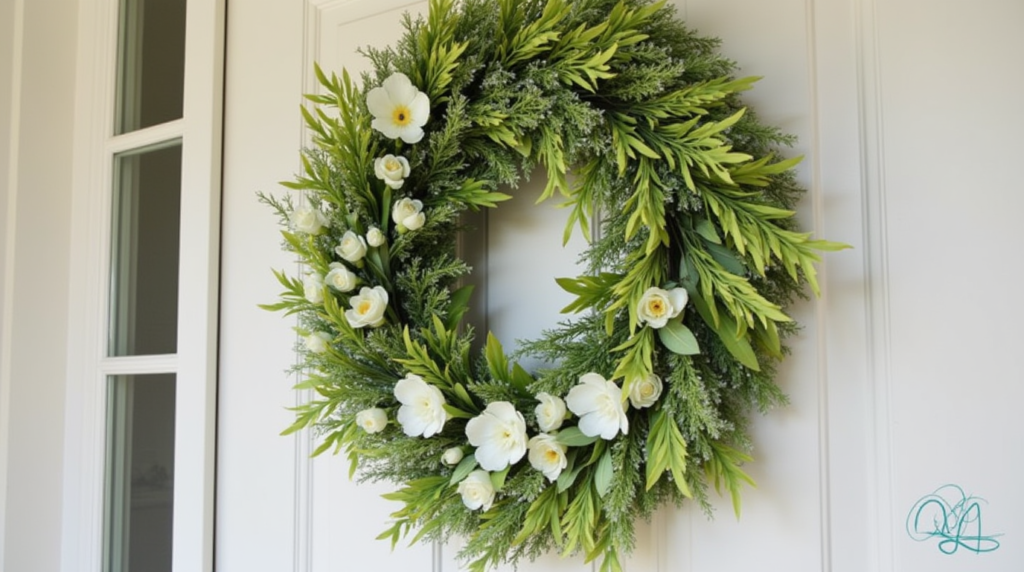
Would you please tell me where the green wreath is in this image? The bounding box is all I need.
[261,0,846,570]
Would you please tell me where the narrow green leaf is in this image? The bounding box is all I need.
[556,426,600,447]
[594,449,614,497]
[449,453,478,485]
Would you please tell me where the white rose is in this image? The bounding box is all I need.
[636,286,688,329]
[335,230,367,263]
[465,401,529,471]
[374,154,411,189]
[527,433,568,482]
[344,286,388,329]
[394,373,447,438]
[366,226,386,247]
[290,206,329,234]
[303,331,332,354]
[325,262,358,292]
[628,373,663,409]
[303,272,324,304]
[442,447,464,466]
[535,392,566,432]
[457,470,495,511]
[356,408,388,434]
[565,373,629,440]
[391,197,426,232]
[366,72,430,144]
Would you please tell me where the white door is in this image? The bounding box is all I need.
[217,1,1024,571]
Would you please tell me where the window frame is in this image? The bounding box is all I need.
[60,1,225,571]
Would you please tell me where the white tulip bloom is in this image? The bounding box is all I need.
[457,470,495,511]
[442,447,464,466]
[374,154,411,189]
[335,230,368,264]
[303,331,332,354]
[303,272,325,304]
[628,373,663,409]
[465,401,528,471]
[325,262,358,293]
[391,197,426,232]
[636,286,688,329]
[394,373,447,438]
[290,205,329,234]
[356,408,388,434]
[344,286,388,329]
[534,392,567,432]
[565,373,629,440]
[366,72,430,143]
[527,433,568,482]
[366,226,386,247]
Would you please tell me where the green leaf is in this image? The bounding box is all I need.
[490,465,511,490]
[695,218,721,244]
[645,410,691,497]
[556,426,600,447]
[446,284,474,330]
[657,317,700,355]
[594,449,614,497]
[705,241,747,275]
[690,293,760,371]
[449,453,478,485]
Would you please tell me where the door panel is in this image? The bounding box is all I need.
[219,0,1024,571]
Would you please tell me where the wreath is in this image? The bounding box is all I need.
[261,0,846,570]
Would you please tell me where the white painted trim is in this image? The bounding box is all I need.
[0,0,27,562]
[108,119,185,154]
[100,355,179,375]
[61,0,121,566]
[173,1,226,570]
[854,0,895,570]
[802,1,834,571]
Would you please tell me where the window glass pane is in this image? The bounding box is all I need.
[104,374,176,572]
[115,0,187,133]
[109,142,181,356]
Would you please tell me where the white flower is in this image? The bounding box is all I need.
[374,154,411,189]
[442,447,464,466]
[290,206,329,234]
[335,231,367,263]
[565,373,629,440]
[366,72,430,144]
[628,373,663,409]
[366,227,386,247]
[457,470,495,511]
[303,272,324,304]
[303,331,332,354]
[636,286,688,329]
[356,408,388,434]
[535,392,566,432]
[465,401,528,471]
[344,286,388,328]
[325,262,358,292]
[394,373,447,438]
[391,197,426,232]
[528,433,568,482]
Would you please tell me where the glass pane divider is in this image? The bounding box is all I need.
[100,354,178,376]
[107,119,184,155]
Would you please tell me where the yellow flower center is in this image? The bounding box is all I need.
[640,384,654,397]
[358,300,373,315]
[545,449,560,463]
[392,105,412,126]
[384,157,401,170]
[646,298,666,317]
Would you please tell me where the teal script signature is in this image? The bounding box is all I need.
[906,484,1002,554]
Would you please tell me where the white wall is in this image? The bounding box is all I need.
[1,0,79,571]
